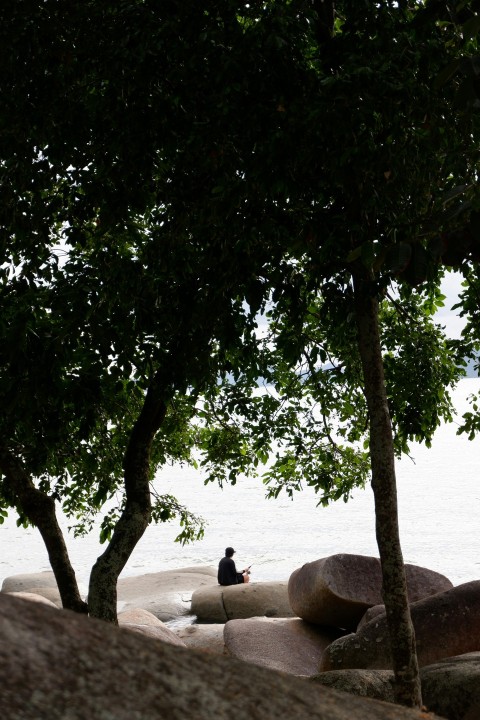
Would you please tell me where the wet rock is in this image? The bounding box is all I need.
[288,554,453,631]
[224,617,344,676]
[320,580,480,671]
[0,593,445,720]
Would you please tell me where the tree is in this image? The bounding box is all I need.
[0,0,290,622]
[1,1,480,706]
[188,0,480,706]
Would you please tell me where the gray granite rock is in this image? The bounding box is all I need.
[118,606,186,646]
[173,623,226,654]
[320,580,480,671]
[2,571,58,593]
[311,669,395,703]
[224,616,344,676]
[191,584,228,622]
[0,592,445,720]
[116,566,218,621]
[192,581,294,623]
[288,554,453,631]
[5,591,59,608]
[420,652,480,720]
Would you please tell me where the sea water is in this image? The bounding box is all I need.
[1,377,480,593]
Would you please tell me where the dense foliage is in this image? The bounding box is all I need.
[2,0,480,704]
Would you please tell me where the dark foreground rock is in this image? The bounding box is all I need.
[421,652,480,720]
[320,580,480,671]
[192,581,294,622]
[0,593,445,720]
[288,554,453,631]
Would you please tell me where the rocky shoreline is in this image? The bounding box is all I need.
[1,554,479,719]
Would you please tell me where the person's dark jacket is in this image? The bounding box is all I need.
[218,556,242,586]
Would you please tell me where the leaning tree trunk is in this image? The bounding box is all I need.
[352,267,422,708]
[0,446,88,614]
[87,375,167,623]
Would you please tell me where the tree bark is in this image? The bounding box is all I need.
[0,446,88,614]
[87,374,167,623]
[352,267,422,708]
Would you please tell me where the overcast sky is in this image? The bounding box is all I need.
[435,271,465,340]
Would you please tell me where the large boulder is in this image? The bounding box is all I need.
[191,585,228,622]
[173,623,226,654]
[420,652,480,720]
[0,593,445,720]
[312,656,480,718]
[320,580,480,671]
[357,603,388,630]
[5,592,59,609]
[311,669,395,703]
[2,572,63,606]
[192,581,294,623]
[117,566,217,621]
[2,571,59,593]
[224,617,344,676]
[288,554,453,631]
[118,607,186,647]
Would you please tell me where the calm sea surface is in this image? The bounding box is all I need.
[2,378,480,595]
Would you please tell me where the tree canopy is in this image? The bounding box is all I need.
[2,0,480,707]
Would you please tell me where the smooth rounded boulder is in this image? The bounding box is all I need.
[224,617,344,676]
[191,585,228,622]
[118,607,186,647]
[2,571,59,593]
[288,554,453,630]
[117,566,217,621]
[5,592,59,609]
[311,669,395,703]
[357,603,388,630]
[2,572,63,607]
[320,580,480,671]
[0,593,445,720]
[192,581,294,623]
[173,623,226,654]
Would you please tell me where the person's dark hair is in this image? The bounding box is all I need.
[225,547,235,557]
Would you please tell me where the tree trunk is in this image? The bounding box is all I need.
[87,375,167,623]
[352,267,422,708]
[0,446,88,614]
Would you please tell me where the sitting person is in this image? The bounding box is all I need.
[217,546,250,586]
